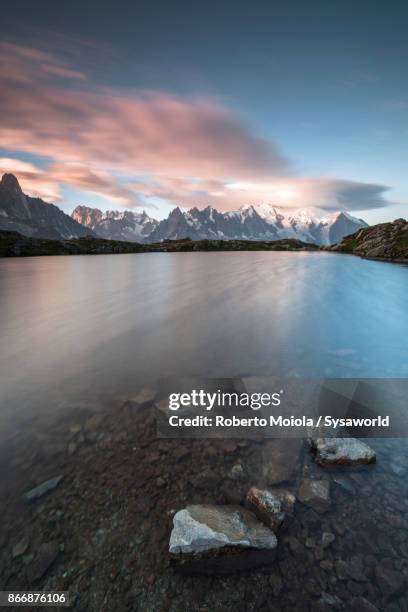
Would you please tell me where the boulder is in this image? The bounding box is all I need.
[169,504,277,573]
[311,438,376,468]
[298,479,331,513]
[245,487,285,532]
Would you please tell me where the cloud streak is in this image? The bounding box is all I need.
[0,41,394,214]
[0,41,287,181]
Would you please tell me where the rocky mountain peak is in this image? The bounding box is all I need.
[0,174,96,240]
[0,173,23,194]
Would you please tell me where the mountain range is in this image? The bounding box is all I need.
[71,206,159,242]
[0,173,368,245]
[72,202,368,245]
[0,173,94,240]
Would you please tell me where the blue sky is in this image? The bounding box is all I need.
[0,0,407,223]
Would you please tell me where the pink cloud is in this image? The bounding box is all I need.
[49,163,145,206]
[0,42,392,213]
[0,157,62,202]
[0,42,287,183]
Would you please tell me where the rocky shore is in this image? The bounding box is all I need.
[1,218,407,264]
[329,218,408,263]
[0,390,407,611]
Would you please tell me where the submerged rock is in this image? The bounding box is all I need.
[298,479,331,513]
[312,592,345,610]
[245,487,285,532]
[311,438,376,468]
[349,597,379,612]
[375,563,405,597]
[12,536,29,558]
[131,387,157,406]
[169,504,277,573]
[262,438,303,484]
[23,475,63,501]
[27,541,59,583]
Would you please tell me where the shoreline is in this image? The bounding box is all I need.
[1,392,406,611]
[1,230,407,264]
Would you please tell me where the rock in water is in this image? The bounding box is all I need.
[262,438,302,484]
[27,541,59,583]
[375,563,405,597]
[23,476,63,501]
[12,536,29,558]
[245,487,285,532]
[298,479,331,513]
[311,438,376,468]
[131,387,157,406]
[169,504,277,573]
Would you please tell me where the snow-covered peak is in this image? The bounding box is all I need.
[72,201,367,245]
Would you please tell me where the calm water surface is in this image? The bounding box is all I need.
[0,251,407,435]
[1,251,408,610]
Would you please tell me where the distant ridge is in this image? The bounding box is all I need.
[0,173,368,245]
[72,202,368,246]
[0,174,95,240]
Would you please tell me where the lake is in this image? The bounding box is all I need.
[0,251,407,436]
[1,251,408,610]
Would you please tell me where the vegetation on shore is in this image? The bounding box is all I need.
[0,230,319,258]
[1,219,408,263]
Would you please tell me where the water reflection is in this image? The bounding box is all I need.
[0,252,408,435]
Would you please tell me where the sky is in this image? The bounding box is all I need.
[0,0,407,223]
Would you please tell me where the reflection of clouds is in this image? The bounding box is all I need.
[1,252,408,435]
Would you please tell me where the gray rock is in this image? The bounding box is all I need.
[298,479,331,513]
[67,441,77,455]
[23,476,63,501]
[84,414,104,431]
[335,560,349,581]
[375,563,405,597]
[12,536,29,558]
[390,463,406,477]
[268,488,296,516]
[245,487,285,532]
[312,592,345,610]
[131,387,157,406]
[27,541,59,583]
[332,476,355,495]
[320,559,334,571]
[322,531,335,548]
[269,574,283,596]
[348,555,367,581]
[311,438,376,468]
[189,469,220,490]
[350,597,379,612]
[230,463,246,482]
[169,504,277,573]
[262,438,302,485]
[305,537,316,548]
